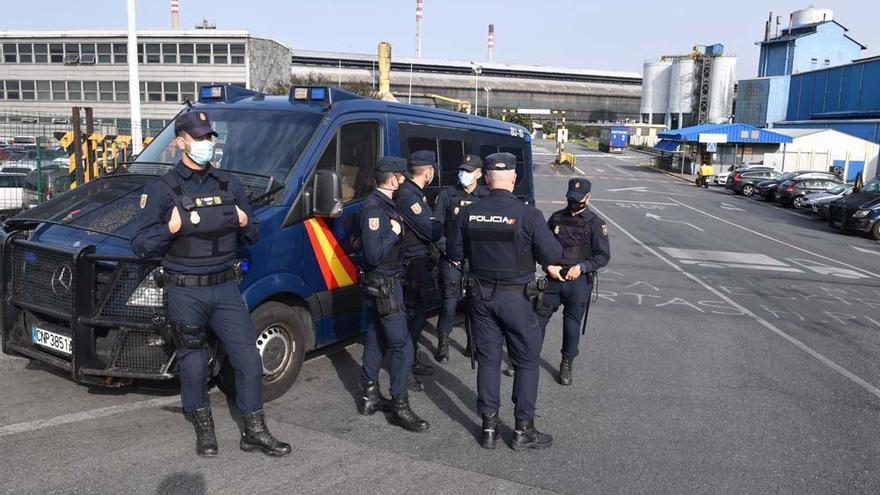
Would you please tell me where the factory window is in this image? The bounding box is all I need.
[137,43,144,63]
[196,43,211,64]
[824,59,831,66]
[212,44,228,64]
[21,81,35,100]
[115,81,129,102]
[140,81,146,102]
[230,44,245,64]
[162,43,177,64]
[83,81,97,101]
[145,43,160,64]
[64,43,79,56]
[52,81,66,100]
[3,44,16,63]
[34,44,48,63]
[0,82,4,99]
[147,82,162,102]
[97,44,111,63]
[99,81,114,101]
[5,81,19,99]
[163,82,179,102]
[811,58,818,67]
[112,43,127,64]
[81,43,95,56]
[18,44,33,63]
[36,81,50,100]
[179,43,194,63]
[68,81,81,100]
[50,44,63,63]
[180,82,196,103]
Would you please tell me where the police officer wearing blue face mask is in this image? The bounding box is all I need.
[432,154,489,363]
[357,156,429,432]
[448,152,563,450]
[131,111,290,458]
[395,150,443,391]
[536,178,610,386]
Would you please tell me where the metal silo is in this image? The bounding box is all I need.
[640,60,672,123]
[708,56,737,123]
[668,59,694,125]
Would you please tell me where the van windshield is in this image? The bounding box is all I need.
[131,108,323,184]
[862,178,880,194]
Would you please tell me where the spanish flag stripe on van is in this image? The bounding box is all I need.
[303,218,358,290]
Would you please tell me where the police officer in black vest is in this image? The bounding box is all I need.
[448,152,563,450]
[432,154,489,363]
[357,156,429,432]
[131,111,290,458]
[396,150,443,390]
[536,178,610,385]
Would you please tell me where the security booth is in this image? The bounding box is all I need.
[654,123,792,176]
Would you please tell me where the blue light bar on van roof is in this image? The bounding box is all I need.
[310,87,326,101]
[200,86,223,100]
[292,86,328,102]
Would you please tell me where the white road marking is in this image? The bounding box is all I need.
[605,162,635,177]
[853,246,880,257]
[645,212,704,232]
[785,258,870,279]
[607,186,649,193]
[660,248,788,266]
[668,197,880,279]
[596,168,606,173]
[591,203,880,402]
[592,199,677,206]
[720,202,745,212]
[678,260,805,273]
[573,165,586,175]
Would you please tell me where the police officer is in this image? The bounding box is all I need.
[536,178,610,386]
[357,156,429,432]
[396,150,443,390]
[448,152,563,450]
[131,111,290,458]
[432,154,489,363]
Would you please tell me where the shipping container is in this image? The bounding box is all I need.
[599,126,629,153]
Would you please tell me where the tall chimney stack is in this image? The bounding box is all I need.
[415,0,423,59]
[171,0,180,29]
[487,24,495,62]
[764,12,772,42]
[776,16,781,37]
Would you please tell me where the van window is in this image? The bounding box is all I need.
[0,175,26,188]
[438,139,464,187]
[316,122,379,203]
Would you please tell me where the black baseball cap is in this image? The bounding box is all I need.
[484,152,516,171]
[408,150,436,168]
[458,154,483,172]
[376,156,407,173]
[566,178,592,200]
[174,111,218,138]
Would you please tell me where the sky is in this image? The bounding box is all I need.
[6,0,880,79]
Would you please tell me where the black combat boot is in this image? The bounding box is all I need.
[480,412,500,449]
[358,380,388,416]
[185,406,218,458]
[240,410,292,457]
[389,392,429,432]
[408,374,425,392]
[412,350,434,376]
[510,419,553,451]
[558,357,573,386]
[435,334,450,364]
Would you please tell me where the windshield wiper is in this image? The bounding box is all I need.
[250,178,285,206]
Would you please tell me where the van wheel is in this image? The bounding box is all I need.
[218,302,310,403]
[742,184,755,196]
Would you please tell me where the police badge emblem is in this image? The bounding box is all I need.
[190,210,201,225]
[554,225,560,235]
[195,198,203,207]
[602,224,608,236]
[453,207,460,215]
[368,217,379,231]
[139,194,148,209]
[410,202,422,215]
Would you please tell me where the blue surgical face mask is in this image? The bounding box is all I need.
[458,170,474,187]
[186,140,214,165]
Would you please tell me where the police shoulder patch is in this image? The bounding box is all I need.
[368,217,380,231]
[139,194,148,209]
[601,224,608,237]
[554,225,560,235]
[410,202,423,215]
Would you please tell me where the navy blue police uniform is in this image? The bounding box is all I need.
[448,152,563,450]
[357,156,429,432]
[131,110,289,457]
[536,178,610,385]
[432,154,489,362]
[395,150,443,382]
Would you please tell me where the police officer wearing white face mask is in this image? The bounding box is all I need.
[431,154,489,363]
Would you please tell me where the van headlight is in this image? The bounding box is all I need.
[853,209,871,219]
[126,269,165,307]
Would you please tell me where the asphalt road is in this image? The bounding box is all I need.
[2,140,879,494]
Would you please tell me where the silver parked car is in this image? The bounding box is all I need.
[800,183,854,217]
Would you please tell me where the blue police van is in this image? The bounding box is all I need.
[1,85,534,401]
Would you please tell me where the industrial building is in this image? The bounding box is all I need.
[290,50,642,123]
[0,29,291,137]
[655,123,792,175]
[639,44,736,129]
[764,128,878,179]
[735,6,866,128]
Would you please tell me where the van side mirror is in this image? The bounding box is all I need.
[312,169,343,217]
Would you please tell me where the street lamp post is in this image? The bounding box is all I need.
[470,62,482,116]
[484,87,491,117]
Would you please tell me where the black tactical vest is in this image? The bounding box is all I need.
[443,187,485,240]
[550,213,594,265]
[162,172,240,268]
[466,204,535,283]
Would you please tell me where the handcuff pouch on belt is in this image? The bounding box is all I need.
[170,321,207,350]
[360,271,402,318]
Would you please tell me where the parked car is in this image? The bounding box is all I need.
[727,169,781,196]
[776,177,844,208]
[756,171,837,201]
[0,172,38,217]
[715,165,774,186]
[800,184,854,217]
[828,177,880,240]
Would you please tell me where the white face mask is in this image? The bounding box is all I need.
[185,139,214,165]
[458,170,475,187]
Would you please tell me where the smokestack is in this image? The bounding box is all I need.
[171,0,180,29]
[487,24,495,62]
[776,16,781,37]
[378,42,392,97]
[415,0,423,59]
[764,12,772,42]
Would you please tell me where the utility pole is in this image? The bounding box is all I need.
[127,0,143,155]
[471,62,481,116]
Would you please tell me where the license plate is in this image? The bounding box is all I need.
[31,326,72,355]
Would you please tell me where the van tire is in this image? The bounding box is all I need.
[218,302,310,403]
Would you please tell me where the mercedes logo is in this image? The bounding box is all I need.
[51,264,73,296]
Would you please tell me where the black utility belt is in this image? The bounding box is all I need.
[164,267,238,287]
[360,270,400,287]
[471,277,528,292]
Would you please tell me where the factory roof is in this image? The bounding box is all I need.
[0,29,252,39]
[659,123,793,144]
[758,20,866,50]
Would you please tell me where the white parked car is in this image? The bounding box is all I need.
[715,165,775,185]
[0,173,38,213]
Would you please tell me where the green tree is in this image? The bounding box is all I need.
[504,112,533,132]
[542,120,557,136]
